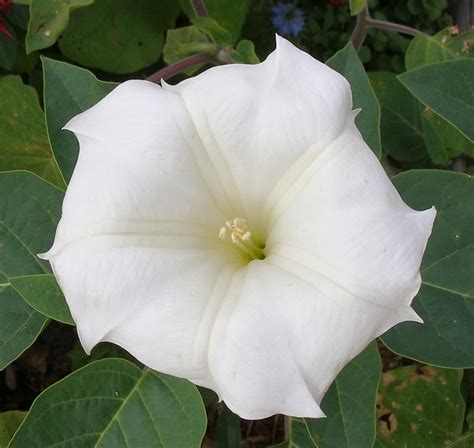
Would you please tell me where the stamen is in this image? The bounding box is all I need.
[219,217,265,260]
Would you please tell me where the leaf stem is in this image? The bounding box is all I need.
[146,53,215,83]
[351,5,421,50]
[190,0,208,17]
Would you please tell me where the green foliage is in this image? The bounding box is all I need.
[405,28,474,70]
[382,171,474,368]
[327,42,382,158]
[0,76,65,188]
[0,279,48,370]
[305,342,381,448]
[26,0,94,53]
[369,71,427,162]
[0,171,65,367]
[42,58,116,182]
[11,274,73,325]
[215,406,242,448]
[10,359,207,447]
[58,0,180,74]
[350,0,367,16]
[399,59,474,142]
[376,366,464,446]
[0,411,26,447]
[179,0,249,44]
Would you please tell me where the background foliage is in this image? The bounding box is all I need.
[0,0,473,447]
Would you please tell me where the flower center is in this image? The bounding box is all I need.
[219,217,265,260]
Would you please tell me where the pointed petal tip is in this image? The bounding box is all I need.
[77,325,105,356]
[37,251,49,261]
[408,307,423,324]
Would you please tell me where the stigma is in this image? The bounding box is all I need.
[219,218,265,260]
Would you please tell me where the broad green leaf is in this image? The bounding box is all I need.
[10,359,207,447]
[327,43,382,158]
[26,0,94,53]
[179,0,249,44]
[42,58,116,182]
[382,170,474,367]
[369,71,427,162]
[68,342,133,371]
[0,411,26,447]
[376,366,464,447]
[305,342,381,448]
[11,274,73,325]
[349,0,366,15]
[405,28,474,71]
[398,59,474,142]
[215,406,241,448]
[0,171,67,362]
[58,0,180,74]
[0,76,65,189]
[0,280,48,370]
[420,111,449,165]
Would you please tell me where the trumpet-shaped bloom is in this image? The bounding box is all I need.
[42,36,435,419]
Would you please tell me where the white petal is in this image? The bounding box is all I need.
[49,235,238,391]
[267,118,436,312]
[44,80,226,258]
[164,36,352,225]
[208,261,415,419]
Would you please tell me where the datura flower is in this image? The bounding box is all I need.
[42,36,435,419]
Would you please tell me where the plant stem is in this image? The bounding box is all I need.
[351,5,421,50]
[366,19,421,37]
[351,5,370,51]
[190,0,208,17]
[146,53,216,84]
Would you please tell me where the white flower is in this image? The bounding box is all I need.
[41,36,435,419]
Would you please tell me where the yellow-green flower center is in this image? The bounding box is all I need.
[219,217,265,261]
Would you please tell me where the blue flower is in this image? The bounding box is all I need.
[271,2,304,37]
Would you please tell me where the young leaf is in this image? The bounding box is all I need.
[191,16,232,46]
[10,359,207,447]
[0,411,26,447]
[350,0,367,15]
[382,170,474,368]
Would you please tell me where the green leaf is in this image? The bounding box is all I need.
[305,342,381,448]
[398,59,474,142]
[10,274,73,325]
[0,411,26,448]
[0,281,48,370]
[230,40,259,64]
[10,359,207,447]
[420,111,449,165]
[58,0,180,74]
[162,25,216,76]
[369,71,427,162]
[382,170,474,368]
[179,0,249,44]
[405,28,474,71]
[26,0,94,53]
[0,171,68,358]
[327,43,382,158]
[0,76,65,189]
[215,406,241,448]
[42,57,116,183]
[191,16,232,46]
[349,0,366,15]
[376,366,464,447]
